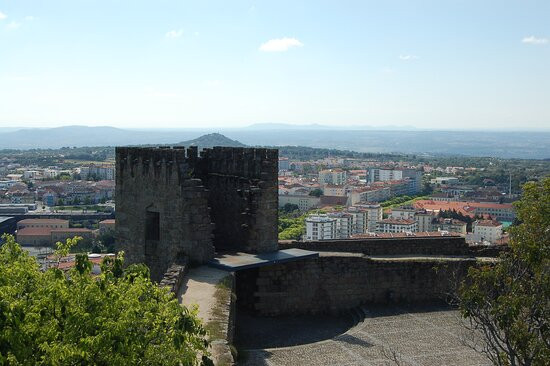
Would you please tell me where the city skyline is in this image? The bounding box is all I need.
[1,1,549,130]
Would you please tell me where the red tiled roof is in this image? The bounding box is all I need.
[19,218,68,224]
[413,200,479,218]
[377,218,416,225]
[51,228,93,233]
[436,218,467,225]
[17,227,52,236]
[475,220,502,227]
[320,196,348,206]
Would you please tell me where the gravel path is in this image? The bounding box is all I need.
[179,266,228,323]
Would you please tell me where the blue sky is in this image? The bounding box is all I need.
[0,1,549,130]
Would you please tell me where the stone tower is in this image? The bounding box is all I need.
[115,146,278,280]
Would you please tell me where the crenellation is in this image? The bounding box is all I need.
[116,145,279,281]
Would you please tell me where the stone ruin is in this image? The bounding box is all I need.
[115,146,278,281]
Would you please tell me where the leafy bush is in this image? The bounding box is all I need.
[458,177,550,365]
[0,235,212,365]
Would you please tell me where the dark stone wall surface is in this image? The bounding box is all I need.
[237,254,476,316]
[159,257,189,294]
[116,147,214,281]
[199,147,278,253]
[278,236,471,256]
[116,146,278,281]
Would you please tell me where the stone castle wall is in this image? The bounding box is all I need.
[237,253,476,316]
[116,146,278,281]
[198,147,278,253]
[279,236,470,256]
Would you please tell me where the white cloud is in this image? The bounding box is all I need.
[165,29,183,38]
[399,54,419,61]
[0,11,6,20]
[25,16,35,21]
[259,37,303,52]
[522,35,548,45]
[6,21,20,29]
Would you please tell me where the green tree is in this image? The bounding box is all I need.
[309,188,323,197]
[458,177,550,365]
[422,181,433,195]
[0,235,212,365]
[282,203,300,213]
[95,231,116,253]
[58,172,72,181]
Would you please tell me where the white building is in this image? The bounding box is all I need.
[23,170,41,179]
[346,207,368,234]
[369,168,402,182]
[323,184,347,197]
[80,164,115,180]
[376,218,418,233]
[328,212,354,239]
[352,203,383,232]
[305,214,337,241]
[279,194,320,211]
[318,169,347,186]
[43,168,61,179]
[435,218,467,235]
[390,207,416,220]
[472,220,503,243]
[278,158,290,171]
[349,187,391,205]
[369,168,422,193]
[430,177,460,185]
[415,211,434,232]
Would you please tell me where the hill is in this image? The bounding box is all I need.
[176,133,246,149]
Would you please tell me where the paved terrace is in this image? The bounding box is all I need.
[179,266,235,365]
[239,306,490,366]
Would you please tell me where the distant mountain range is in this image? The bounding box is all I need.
[245,123,419,130]
[0,125,549,159]
[0,126,199,149]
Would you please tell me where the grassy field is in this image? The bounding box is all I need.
[63,159,114,165]
[381,195,429,210]
[55,205,112,212]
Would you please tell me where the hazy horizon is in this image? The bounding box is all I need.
[1,123,550,133]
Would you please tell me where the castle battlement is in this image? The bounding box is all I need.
[115,146,278,281]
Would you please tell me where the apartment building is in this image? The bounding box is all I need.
[390,207,416,220]
[318,169,347,186]
[279,194,320,211]
[415,210,434,232]
[376,218,418,233]
[472,220,503,243]
[352,203,383,232]
[305,214,337,241]
[434,218,467,234]
[328,212,354,239]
